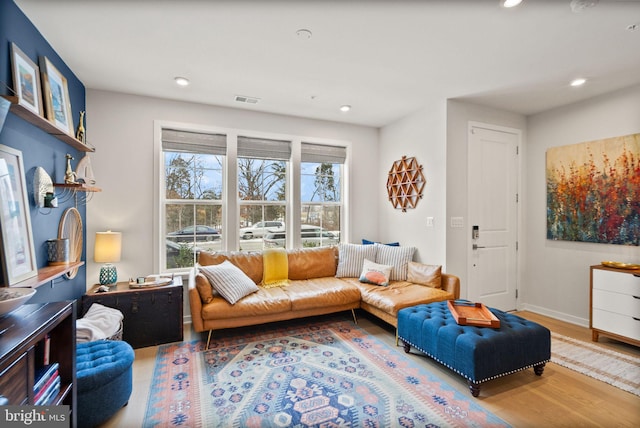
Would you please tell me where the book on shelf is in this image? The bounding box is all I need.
[34,369,59,401]
[34,373,60,403]
[33,362,59,396]
[36,376,61,405]
[33,334,52,366]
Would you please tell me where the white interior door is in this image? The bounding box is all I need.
[467,124,519,310]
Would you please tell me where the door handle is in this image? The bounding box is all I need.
[472,244,485,250]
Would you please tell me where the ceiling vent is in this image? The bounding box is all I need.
[235,95,260,104]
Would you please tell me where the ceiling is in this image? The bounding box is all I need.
[14,0,640,128]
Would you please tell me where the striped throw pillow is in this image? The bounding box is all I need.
[336,243,378,278]
[374,243,416,281]
[199,261,259,304]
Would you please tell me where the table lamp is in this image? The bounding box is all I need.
[94,231,122,285]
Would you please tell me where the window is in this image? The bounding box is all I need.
[162,129,225,269]
[158,123,348,271]
[238,136,290,251]
[300,142,345,248]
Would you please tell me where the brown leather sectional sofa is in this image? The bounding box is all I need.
[189,246,459,345]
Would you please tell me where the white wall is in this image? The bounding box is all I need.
[378,102,447,265]
[523,85,640,325]
[85,90,378,287]
[445,100,526,299]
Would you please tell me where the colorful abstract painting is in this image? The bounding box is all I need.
[546,133,640,245]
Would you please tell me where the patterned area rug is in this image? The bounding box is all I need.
[144,317,510,427]
[551,332,640,397]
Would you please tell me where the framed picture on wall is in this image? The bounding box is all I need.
[39,56,74,136]
[0,144,38,286]
[10,43,44,117]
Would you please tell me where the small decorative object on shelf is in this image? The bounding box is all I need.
[33,166,55,208]
[64,153,77,184]
[10,42,44,117]
[75,153,96,185]
[39,56,74,136]
[46,238,69,266]
[76,110,86,143]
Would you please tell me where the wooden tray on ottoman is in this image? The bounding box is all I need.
[447,300,500,328]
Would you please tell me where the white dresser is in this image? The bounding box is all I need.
[590,265,640,347]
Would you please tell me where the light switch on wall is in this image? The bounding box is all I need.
[426,217,434,227]
[450,217,464,228]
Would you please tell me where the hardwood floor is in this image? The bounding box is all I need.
[100,310,640,427]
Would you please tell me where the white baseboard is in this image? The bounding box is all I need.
[518,303,589,328]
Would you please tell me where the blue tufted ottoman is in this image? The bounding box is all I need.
[76,340,135,428]
[397,301,550,397]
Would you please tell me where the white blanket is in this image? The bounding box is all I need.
[76,303,124,343]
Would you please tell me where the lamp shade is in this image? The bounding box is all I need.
[94,231,122,263]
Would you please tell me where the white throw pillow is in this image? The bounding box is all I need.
[374,243,416,281]
[359,258,392,286]
[199,261,259,304]
[336,243,378,278]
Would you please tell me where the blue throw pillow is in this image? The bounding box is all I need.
[362,239,400,247]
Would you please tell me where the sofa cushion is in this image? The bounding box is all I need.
[287,246,338,280]
[199,261,259,304]
[359,259,392,286]
[407,262,442,289]
[336,243,378,278]
[199,251,263,284]
[374,243,416,281]
[362,239,400,246]
[345,278,455,316]
[201,286,292,320]
[281,277,362,311]
[195,273,216,304]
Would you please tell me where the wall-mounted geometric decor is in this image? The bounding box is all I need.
[546,132,639,246]
[386,156,426,212]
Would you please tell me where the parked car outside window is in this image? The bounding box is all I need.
[167,225,221,242]
[240,221,284,239]
[263,225,339,248]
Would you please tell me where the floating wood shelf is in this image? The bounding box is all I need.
[54,183,101,192]
[1,95,94,153]
[11,262,85,289]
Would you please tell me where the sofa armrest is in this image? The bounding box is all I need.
[188,268,206,333]
[441,273,460,299]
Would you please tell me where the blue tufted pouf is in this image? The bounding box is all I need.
[397,301,550,397]
[76,340,134,428]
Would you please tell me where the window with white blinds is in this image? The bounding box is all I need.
[158,124,347,269]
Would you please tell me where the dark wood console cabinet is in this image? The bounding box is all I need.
[0,301,76,427]
[82,280,183,349]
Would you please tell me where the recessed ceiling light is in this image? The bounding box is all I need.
[570,0,598,13]
[570,78,587,87]
[296,29,312,39]
[502,0,523,8]
[340,105,351,112]
[174,77,190,86]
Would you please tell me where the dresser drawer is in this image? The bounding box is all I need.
[592,309,640,341]
[592,289,640,317]
[0,352,29,405]
[592,268,640,295]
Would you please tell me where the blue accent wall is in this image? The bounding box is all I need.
[1,0,87,302]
